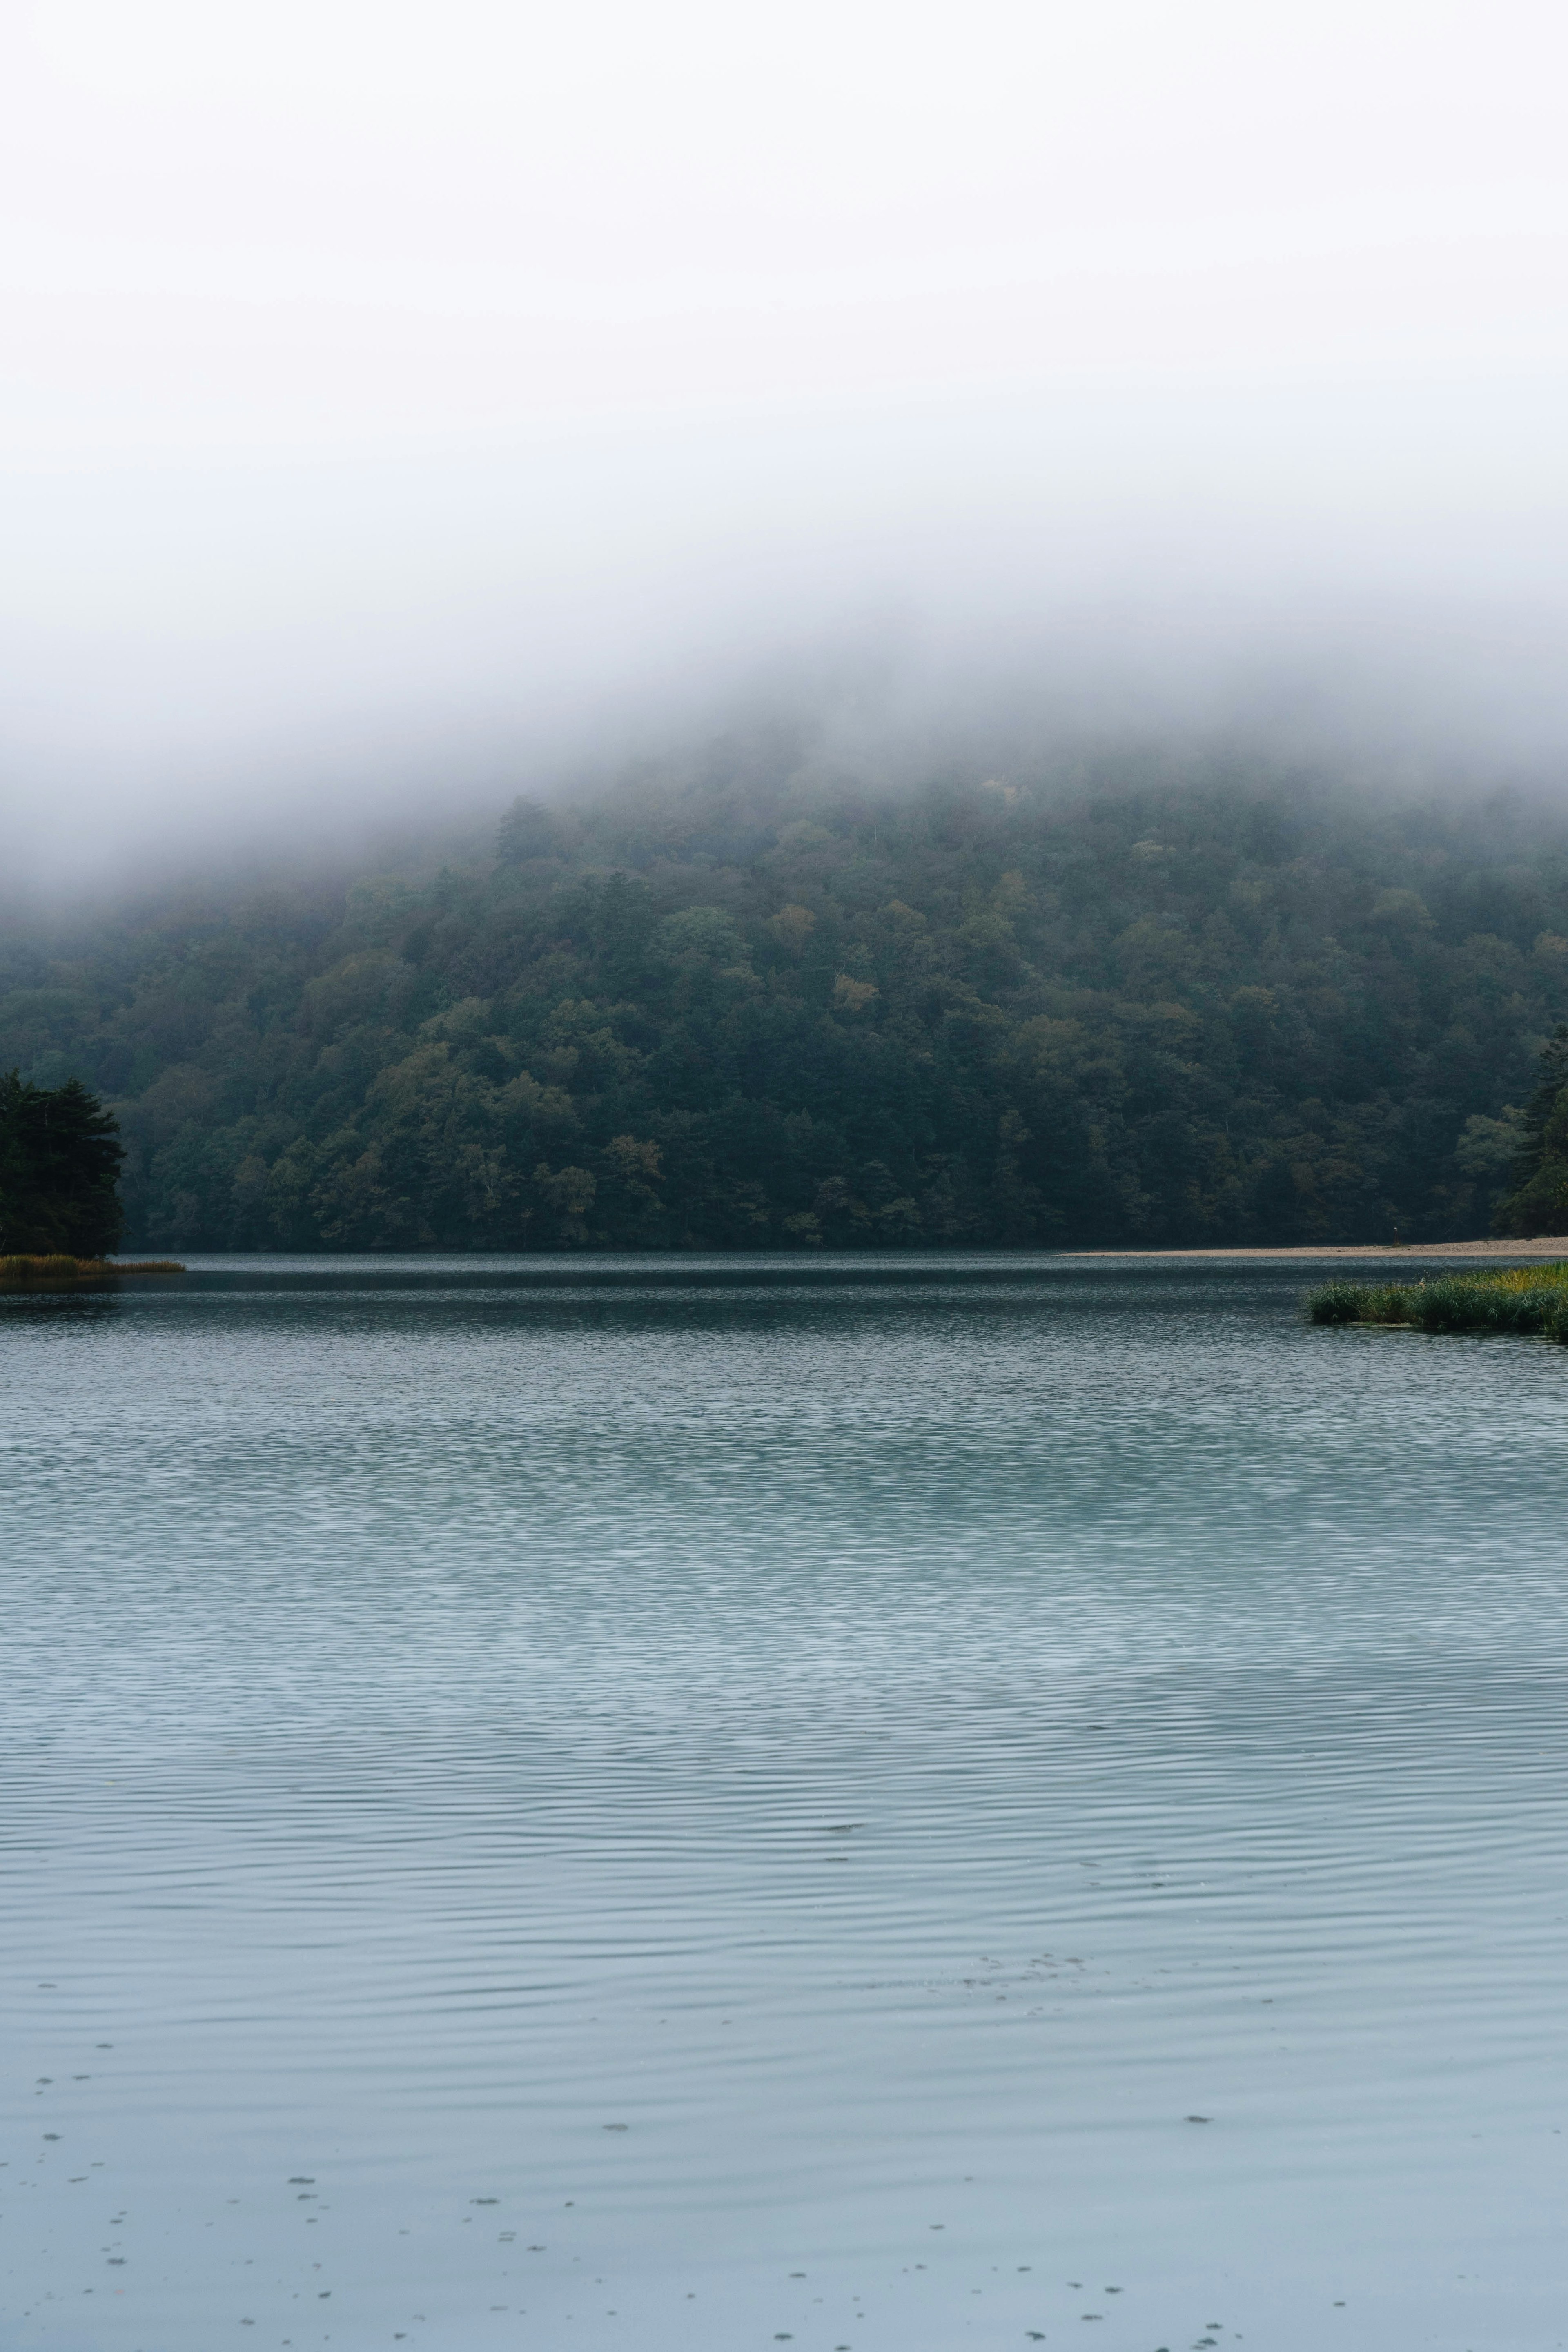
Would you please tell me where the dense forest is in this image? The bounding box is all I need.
[5,750,1568,1252]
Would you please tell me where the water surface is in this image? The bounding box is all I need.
[4,1256,1568,2352]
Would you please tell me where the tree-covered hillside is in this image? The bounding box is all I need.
[5,760,1568,1250]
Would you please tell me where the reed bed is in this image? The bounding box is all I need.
[1307,1261,1568,1341]
[0,1254,185,1283]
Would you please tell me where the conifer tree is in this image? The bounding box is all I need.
[1493,1026,1568,1237]
[0,1071,125,1256]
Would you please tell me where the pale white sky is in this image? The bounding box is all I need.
[2,0,1566,868]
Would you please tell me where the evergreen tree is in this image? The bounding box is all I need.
[1494,1027,1568,1237]
[0,1071,125,1256]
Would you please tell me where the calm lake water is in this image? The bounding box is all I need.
[4,1254,1568,2352]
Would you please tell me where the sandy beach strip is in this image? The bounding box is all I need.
[1061,1237,1568,1261]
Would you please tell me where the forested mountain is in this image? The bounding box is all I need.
[5,755,1568,1251]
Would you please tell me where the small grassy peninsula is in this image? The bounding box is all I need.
[1307,1261,1568,1340]
[0,1254,184,1285]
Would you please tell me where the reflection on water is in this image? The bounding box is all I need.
[4,1258,1568,2351]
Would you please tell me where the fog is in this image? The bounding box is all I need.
[3,0,1566,889]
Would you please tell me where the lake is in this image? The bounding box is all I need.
[4,1255,1567,2352]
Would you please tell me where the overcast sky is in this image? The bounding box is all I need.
[3,0,1566,875]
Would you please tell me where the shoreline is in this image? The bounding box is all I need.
[1062,1237,1568,1261]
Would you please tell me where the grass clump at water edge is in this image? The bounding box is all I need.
[1306,1262,1568,1341]
[0,1254,185,1284]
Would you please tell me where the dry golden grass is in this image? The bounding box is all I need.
[1490,1262,1568,1294]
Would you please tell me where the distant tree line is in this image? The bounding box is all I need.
[5,748,1568,1251]
[0,1071,124,1256]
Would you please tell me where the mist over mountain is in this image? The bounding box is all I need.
[5,1,1567,886]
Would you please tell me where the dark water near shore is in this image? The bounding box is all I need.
[4,1255,1568,2352]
